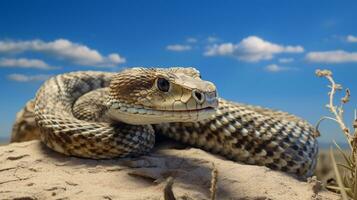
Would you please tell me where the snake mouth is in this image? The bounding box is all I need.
[156,106,216,113]
[112,103,216,115]
[108,102,217,125]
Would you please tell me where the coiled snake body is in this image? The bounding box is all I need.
[12,67,318,178]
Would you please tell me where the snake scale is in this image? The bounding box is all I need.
[11,67,318,178]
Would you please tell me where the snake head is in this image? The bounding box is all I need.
[107,67,218,125]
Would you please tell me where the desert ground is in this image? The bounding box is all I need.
[0,138,342,200]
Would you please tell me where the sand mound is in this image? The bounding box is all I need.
[0,141,339,200]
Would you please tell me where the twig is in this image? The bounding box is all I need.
[316,69,353,146]
[330,148,349,200]
[353,109,357,132]
[316,69,357,199]
[354,158,357,200]
[315,117,340,132]
[325,75,352,143]
[353,109,357,199]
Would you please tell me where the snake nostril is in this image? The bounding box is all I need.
[193,90,204,103]
[195,91,202,100]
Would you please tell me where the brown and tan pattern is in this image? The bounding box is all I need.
[11,67,318,178]
[11,100,41,142]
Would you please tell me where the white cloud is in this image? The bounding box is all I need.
[265,64,295,72]
[204,36,304,62]
[278,58,294,63]
[346,35,357,43]
[204,43,235,56]
[166,44,192,52]
[0,39,126,67]
[107,53,124,64]
[7,73,51,82]
[186,37,197,43]
[306,50,357,63]
[0,58,57,70]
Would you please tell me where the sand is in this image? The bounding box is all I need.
[0,140,339,200]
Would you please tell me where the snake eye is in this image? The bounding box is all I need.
[157,77,170,92]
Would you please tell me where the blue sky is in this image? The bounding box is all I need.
[0,0,357,146]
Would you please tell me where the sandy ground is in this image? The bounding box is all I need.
[0,141,339,200]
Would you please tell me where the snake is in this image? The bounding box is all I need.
[11,67,318,178]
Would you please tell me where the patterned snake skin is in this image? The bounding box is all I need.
[12,67,318,178]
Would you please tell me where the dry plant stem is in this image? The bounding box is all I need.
[317,69,357,199]
[327,74,357,199]
[354,162,357,200]
[330,148,349,200]
[326,75,353,144]
[354,110,357,160]
[315,117,340,130]
[352,110,357,200]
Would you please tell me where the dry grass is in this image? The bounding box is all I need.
[315,69,357,199]
[316,149,350,184]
